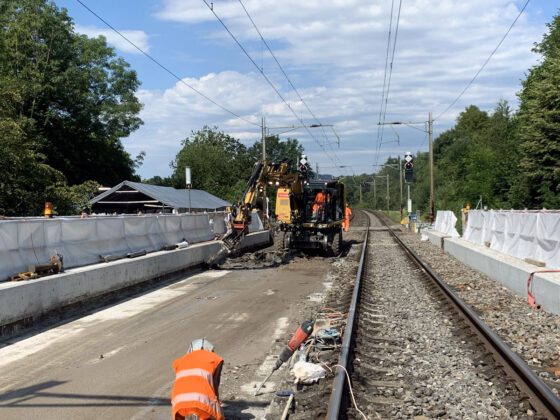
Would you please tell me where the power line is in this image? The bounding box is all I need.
[374,0,403,168]
[236,0,338,156]
[74,0,260,127]
[202,0,341,167]
[435,0,531,121]
[375,0,396,166]
[380,0,403,132]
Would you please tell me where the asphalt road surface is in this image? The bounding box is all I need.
[0,258,329,419]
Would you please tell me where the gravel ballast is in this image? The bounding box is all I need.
[399,229,560,400]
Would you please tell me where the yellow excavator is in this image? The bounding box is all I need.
[208,158,346,265]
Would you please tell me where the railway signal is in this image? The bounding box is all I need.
[404,153,413,183]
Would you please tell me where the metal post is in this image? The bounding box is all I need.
[399,156,403,221]
[262,116,268,224]
[185,166,192,213]
[373,179,376,209]
[407,184,411,231]
[428,111,434,223]
[262,115,266,161]
[386,174,390,212]
[359,183,362,204]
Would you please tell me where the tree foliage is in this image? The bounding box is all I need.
[169,127,307,203]
[171,126,251,203]
[246,135,304,170]
[0,0,143,215]
[515,11,560,208]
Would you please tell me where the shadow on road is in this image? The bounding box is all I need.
[0,380,169,408]
[222,398,270,419]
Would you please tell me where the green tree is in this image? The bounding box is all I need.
[247,135,304,170]
[143,175,173,187]
[46,180,101,215]
[0,78,65,216]
[171,126,251,202]
[0,0,143,186]
[516,11,560,208]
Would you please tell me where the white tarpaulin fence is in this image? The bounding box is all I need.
[0,213,229,281]
[463,210,560,269]
[433,210,460,238]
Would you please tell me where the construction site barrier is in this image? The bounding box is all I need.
[0,214,218,281]
[433,210,460,238]
[463,210,560,269]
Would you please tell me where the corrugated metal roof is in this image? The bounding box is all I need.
[90,180,231,210]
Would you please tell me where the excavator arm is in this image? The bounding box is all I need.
[207,160,302,266]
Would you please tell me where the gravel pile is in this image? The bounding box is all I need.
[400,231,560,398]
[351,229,530,419]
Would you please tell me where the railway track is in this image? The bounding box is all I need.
[326,210,560,419]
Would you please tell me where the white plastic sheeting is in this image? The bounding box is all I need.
[208,212,227,236]
[433,211,460,238]
[207,211,264,235]
[463,210,560,269]
[0,214,217,280]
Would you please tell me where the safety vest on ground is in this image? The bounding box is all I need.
[171,350,224,420]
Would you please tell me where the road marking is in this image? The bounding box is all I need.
[0,271,230,369]
[86,345,125,365]
[227,312,249,322]
[273,317,289,340]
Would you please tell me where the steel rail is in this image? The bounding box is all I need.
[381,213,560,419]
[326,211,370,419]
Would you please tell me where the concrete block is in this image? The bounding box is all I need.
[0,228,273,330]
[239,230,272,251]
[0,241,219,328]
[444,238,560,315]
[425,230,449,249]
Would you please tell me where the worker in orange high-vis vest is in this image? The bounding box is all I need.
[343,203,352,232]
[312,190,326,221]
[171,339,224,420]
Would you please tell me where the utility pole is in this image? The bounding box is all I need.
[262,115,266,161]
[359,183,363,204]
[428,111,434,223]
[261,116,267,224]
[399,156,403,221]
[373,180,376,209]
[316,163,319,178]
[386,174,390,212]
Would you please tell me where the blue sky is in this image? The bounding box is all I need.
[54,0,558,181]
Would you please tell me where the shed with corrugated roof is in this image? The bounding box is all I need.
[89,181,230,214]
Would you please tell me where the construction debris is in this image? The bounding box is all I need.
[11,254,64,282]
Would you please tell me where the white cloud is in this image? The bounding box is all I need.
[128,0,547,178]
[75,25,150,54]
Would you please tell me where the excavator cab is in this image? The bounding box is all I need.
[302,181,345,224]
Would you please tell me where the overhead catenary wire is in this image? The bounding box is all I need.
[237,0,347,170]
[434,0,531,121]
[74,0,260,127]
[374,0,395,166]
[236,0,339,157]
[201,0,342,167]
[374,0,403,169]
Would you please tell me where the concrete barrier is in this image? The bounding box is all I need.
[209,212,227,236]
[425,230,449,249]
[0,214,217,281]
[239,230,273,251]
[443,237,560,315]
[0,230,272,331]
